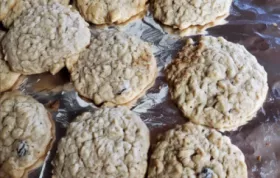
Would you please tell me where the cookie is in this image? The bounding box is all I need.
[76,0,147,25]
[0,57,21,92]
[2,0,70,28]
[165,36,268,131]
[0,0,18,21]
[2,3,90,75]
[152,0,232,30]
[148,122,247,178]
[0,91,55,178]
[70,30,157,107]
[0,31,20,92]
[53,107,150,178]
[161,14,228,37]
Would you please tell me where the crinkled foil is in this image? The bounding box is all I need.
[1,0,280,177]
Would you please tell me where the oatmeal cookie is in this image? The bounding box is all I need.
[0,31,20,92]
[0,91,55,178]
[165,36,268,131]
[53,107,150,178]
[152,0,232,30]
[76,0,147,25]
[0,0,18,21]
[2,0,70,27]
[148,122,247,178]
[2,3,90,75]
[70,30,157,107]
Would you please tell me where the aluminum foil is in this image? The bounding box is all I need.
[1,0,280,177]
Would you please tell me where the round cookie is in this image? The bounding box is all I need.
[2,3,90,75]
[53,107,150,178]
[165,36,268,131]
[148,122,247,178]
[0,91,54,178]
[152,0,232,30]
[0,31,20,93]
[70,30,157,107]
[2,0,70,28]
[0,0,18,21]
[76,0,147,25]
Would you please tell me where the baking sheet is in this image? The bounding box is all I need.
[1,0,280,177]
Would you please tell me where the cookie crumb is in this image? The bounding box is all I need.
[257,156,261,162]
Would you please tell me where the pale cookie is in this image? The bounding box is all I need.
[148,122,247,178]
[70,30,157,107]
[152,0,232,30]
[0,31,20,92]
[0,58,21,92]
[166,36,268,131]
[53,107,150,178]
[2,3,90,75]
[76,0,147,25]
[0,0,18,20]
[0,91,55,178]
[2,0,70,28]
[161,14,228,37]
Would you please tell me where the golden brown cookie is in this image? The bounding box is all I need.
[166,36,268,131]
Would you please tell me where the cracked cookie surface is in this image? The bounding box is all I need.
[0,0,18,21]
[76,0,147,24]
[165,36,268,131]
[148,122,247,178]
[2,0,70,28]
[70,30,157,106]
[2,3,90,75]
[53,107,150,178]
[153,0,232,30]
[0,91,54,178]
[0,31,20,93]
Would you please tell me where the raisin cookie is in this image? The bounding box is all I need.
[166,36,268,131]
[75,0,147,25]
[2,3,90,75]
[152,0,232,30]
[2,0,70,28]
[148,122,247,178]
[53,107,150,178]
[0,31,20,93]
[70,30,157,107]
[0,91,55,178]
[0,0,18,20]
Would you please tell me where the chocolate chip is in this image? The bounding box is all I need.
[17,141,28,157]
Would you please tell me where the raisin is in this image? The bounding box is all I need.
[199,167,213,178]
[17,141,28,157]
[116,88,127,95]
